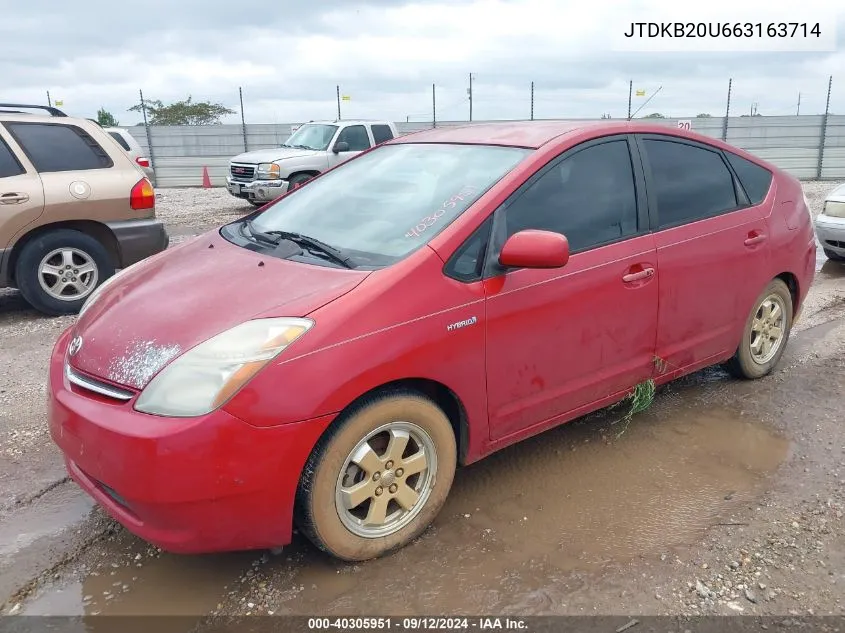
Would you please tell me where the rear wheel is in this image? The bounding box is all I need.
[15,229,114,316]
[823,248,845,262]
[295,391,457,561]
[724,279,793,380]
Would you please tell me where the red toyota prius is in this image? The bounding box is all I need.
[49,121,816,561]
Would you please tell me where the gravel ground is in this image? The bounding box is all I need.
[0,182,844,619]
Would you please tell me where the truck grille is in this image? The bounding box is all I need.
[230,163,256,182]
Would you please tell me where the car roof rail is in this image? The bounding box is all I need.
[0,103,68,117]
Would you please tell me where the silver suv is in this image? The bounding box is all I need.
[226,120,398,206]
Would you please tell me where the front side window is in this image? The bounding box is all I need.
[336,125,371,151]
[5,123,113,173]
[641,138,738,228]
[243,143,530,268]
[284,124,338,151]
[503,139,639,253]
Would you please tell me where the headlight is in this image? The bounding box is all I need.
[134,317,313,418]
[257,163,281,180]
[78,268,129,319]
[822,200,845,219]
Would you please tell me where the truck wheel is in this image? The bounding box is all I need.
[295,391,457,561]
[288,173,314,190]
[15,229,115,316]
[823,248,845,262]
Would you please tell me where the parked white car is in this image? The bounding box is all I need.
[815,183,845,262]
[104,127,155,183]
[226,120,399,206]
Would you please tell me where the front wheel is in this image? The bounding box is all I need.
[295,392,457,561]
[724,279,793,380]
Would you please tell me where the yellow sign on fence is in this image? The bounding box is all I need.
[635,90,645,97]
[341,95,351,101]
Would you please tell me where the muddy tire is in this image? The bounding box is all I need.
[288,173,313,190]
[724,279,793,380]
[823,248,845,262]
[294,391,457,562]
[14,229,114,316]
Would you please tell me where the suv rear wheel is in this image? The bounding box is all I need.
[15,229,114,316]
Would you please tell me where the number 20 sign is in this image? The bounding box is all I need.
[677,120,692,131]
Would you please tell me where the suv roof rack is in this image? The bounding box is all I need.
[0,103,67,117]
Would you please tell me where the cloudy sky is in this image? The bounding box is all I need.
[2,0,843,125]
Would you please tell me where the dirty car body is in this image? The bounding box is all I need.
[49,121,815,557]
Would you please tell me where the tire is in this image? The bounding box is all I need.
[14,229,115,316]
[288,173,314,190]
[295,391,457,561]
[724,279,793,380]
[823,248,845,262]
[248,200,265,207]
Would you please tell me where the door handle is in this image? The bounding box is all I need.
[622,267,655,283]
[744,233,767,246]
[0,192,30,204]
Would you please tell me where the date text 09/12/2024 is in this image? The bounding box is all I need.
[623,22,821,38]
[307,617,528,630]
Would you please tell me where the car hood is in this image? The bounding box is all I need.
[67,230,370,389]
[826,183,845,203]
[230,147,320,164]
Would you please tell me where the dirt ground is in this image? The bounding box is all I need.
[0,183,844,620]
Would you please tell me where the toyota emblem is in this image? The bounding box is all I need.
[68,335,83,357]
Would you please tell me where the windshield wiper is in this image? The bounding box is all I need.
[242,221,354,269]
[290,144,314,151]
[266,230,355,269]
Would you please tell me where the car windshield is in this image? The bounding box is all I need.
[247,143,530,268]
[283,124,338,151]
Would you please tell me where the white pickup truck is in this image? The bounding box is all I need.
[226,119,399,206]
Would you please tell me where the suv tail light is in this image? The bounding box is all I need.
[136,157,151,168]
[130,177,155,210]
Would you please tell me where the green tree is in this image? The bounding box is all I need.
[696,113,712,118]
[644,112,665,118]
[128,95,235,125]
[96,108,119,127]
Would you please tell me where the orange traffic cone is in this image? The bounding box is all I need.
[201,166,212,188]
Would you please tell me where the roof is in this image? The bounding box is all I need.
[304,119,394,126]
[392,120,629,149]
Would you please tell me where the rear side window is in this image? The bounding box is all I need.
[108,131,132,152]
[724,151,773,205]
[6,123,114,173]
[371,124,394,144]
[641,139,737,228]
[0,138,24,178]
[336,125,372,151]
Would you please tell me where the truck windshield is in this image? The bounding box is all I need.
[244,143,531,268]
[284,124,338,151]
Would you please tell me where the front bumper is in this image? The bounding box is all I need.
[815,214,845,255]
[48,327,335,554]
[106,218,169,267]
[226,177,290,203]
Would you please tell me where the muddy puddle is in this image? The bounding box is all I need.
[17,386,790,617]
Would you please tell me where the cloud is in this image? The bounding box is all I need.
[2,0,842,124]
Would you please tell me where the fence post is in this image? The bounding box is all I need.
[336,85,341,120]
[817,75,833,180]
[530,81,534,121]
[139,89,156,186]
[239,87,248,152]
[722,78,732,142]
[46,90,52,107]
[627,80,632,120]
[432,83,436,128]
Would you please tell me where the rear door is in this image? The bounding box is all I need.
[3,121,137,224]
[483,135,658,440]
[0,127,45,253]
[636,134,772,375]
[327,125,372,169]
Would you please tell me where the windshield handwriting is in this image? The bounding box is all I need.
[405,186,478,239]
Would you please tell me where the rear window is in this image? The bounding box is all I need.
[108,131,132,152]
[0,137,24,178]
[724,151,773,205]
[371,124,394,144]
[5,123,113,173]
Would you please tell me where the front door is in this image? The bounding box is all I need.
[483,136,659,441]
[635,134,772,374]
[327,124,373,169]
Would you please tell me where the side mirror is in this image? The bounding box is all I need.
[498,230,569,269]
[333,141,349,154]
